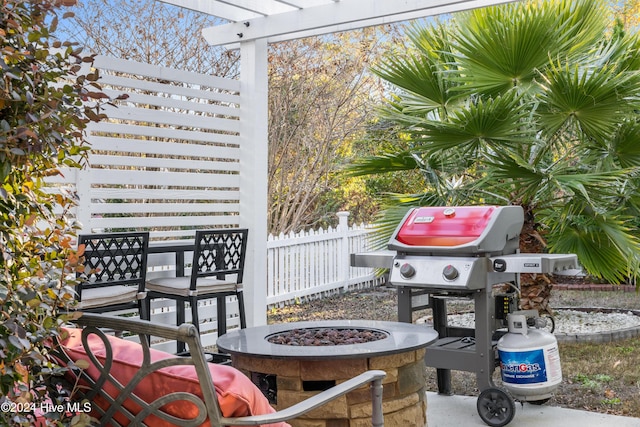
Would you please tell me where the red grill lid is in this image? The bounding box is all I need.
[388,205,524,255]
[394,206,495,247]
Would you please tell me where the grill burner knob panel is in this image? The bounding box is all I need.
[389,256,488,291]
[399,263,416,279]
[386,254,578,291]
[442,264,459,281]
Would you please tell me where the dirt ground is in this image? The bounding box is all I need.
[267,284,640,418]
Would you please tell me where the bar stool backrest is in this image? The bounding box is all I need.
[77,232,150,302]
[190,229,248,290]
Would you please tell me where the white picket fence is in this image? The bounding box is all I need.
[267,212,383,306]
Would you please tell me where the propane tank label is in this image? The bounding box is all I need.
[499,349,547,384]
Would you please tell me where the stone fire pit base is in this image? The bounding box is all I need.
[232,348,427,427]
[218,320,437,427]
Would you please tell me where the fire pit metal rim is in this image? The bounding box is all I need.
[216,319,438,360]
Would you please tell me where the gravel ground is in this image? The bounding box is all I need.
[552,288,640,311]
[446,308,640,333]
[267,285,640,325]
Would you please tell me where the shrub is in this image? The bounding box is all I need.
[1,1,109,425]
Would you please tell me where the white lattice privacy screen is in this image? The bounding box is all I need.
[48,55,241,241]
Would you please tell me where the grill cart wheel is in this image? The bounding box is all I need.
[477,388,515,427]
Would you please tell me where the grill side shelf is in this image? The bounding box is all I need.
[489,253,579,274]
[350,250,395,269]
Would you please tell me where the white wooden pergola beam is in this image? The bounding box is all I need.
[265,0,517,45]
[276,0,335,9]
[238,39,269,328]
[158,0,263,21]
[157,0,308,21]
[202,0,517,46]
[215,0,298,16]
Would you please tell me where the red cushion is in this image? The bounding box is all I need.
[60,328,289,427]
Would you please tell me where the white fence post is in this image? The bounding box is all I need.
[337,211,350,292]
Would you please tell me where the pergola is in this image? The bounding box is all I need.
[154,0,516,328]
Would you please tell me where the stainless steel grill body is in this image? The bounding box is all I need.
[351,205,579,426]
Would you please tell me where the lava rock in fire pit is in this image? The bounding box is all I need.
[267,327,388,346]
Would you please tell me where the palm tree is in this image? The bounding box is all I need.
[349,0,640,297]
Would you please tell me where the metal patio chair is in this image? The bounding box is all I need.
[76,231,150,320]
[146,229,248,338]
[53,313,386,426]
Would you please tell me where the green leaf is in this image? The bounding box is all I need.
[609,121,640,168]
[453,0,607,95]
[537,60,640,143]
[413,91,533,154]
[544,204,640,284]
[346,151,419,177]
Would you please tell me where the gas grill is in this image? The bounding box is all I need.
[351,205,579,426]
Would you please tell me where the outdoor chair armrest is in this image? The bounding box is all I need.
[74,312,191,339]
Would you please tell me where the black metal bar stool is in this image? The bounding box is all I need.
[76,231,150,320]
[146,229,248,351]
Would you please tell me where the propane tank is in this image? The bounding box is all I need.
[497,310,562,402]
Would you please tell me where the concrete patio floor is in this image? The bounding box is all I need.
[426,392,640,427]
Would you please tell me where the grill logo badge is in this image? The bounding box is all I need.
[414,216,435,224]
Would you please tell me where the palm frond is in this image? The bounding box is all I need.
[613,32,640,72]
[452,0,608,95]
[372,55,448,113]
[454,6,558,94]
[537,60,640,143]
[345,151,419,177]
[480,150,548,203]
[481,148,631,207]
[406,21,459,68]
[542,203,640,284]
[610,121,640,168]
[552,168,636,202]
[614,179,640,217]
[548,0,609,54]
[411,91,533,153]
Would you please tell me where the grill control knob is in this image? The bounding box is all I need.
[399,263,416,279]
[443,264,459,281]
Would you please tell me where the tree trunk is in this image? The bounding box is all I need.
[518,205,554,313]
[519,273,554,313]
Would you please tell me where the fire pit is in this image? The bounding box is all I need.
[217,320,437,427]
